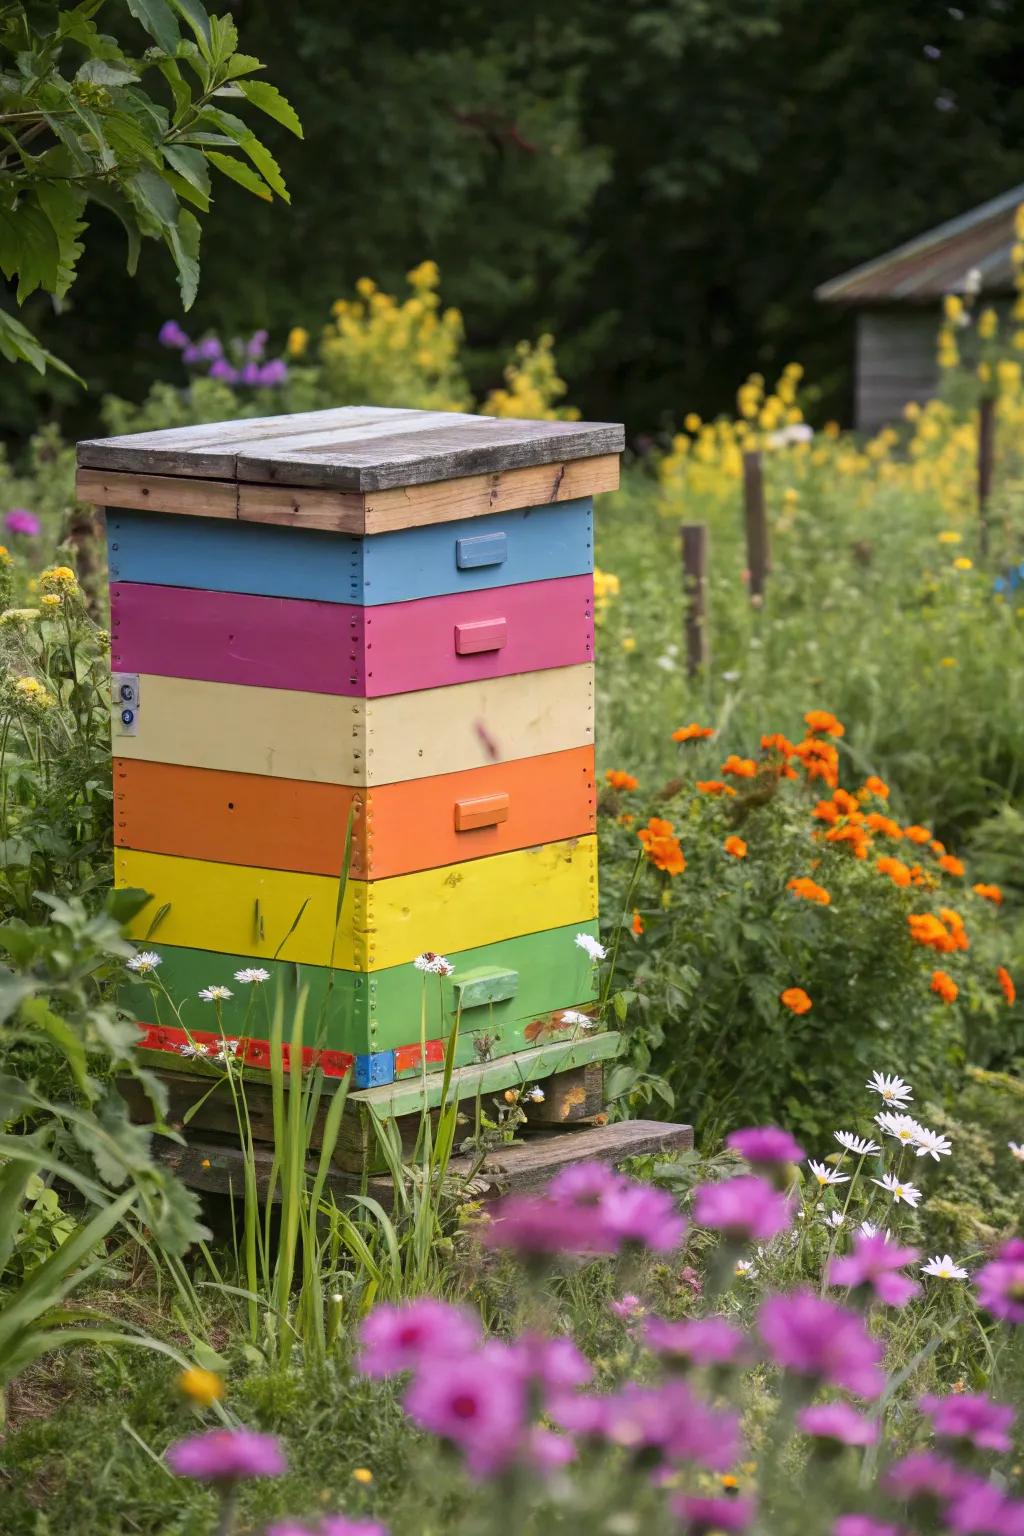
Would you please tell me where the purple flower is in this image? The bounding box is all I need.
[920,1393,1016,1453]
[197,335,224,362]
[829,1233,922,1308]
[726,1126,806,1165]
[166,1428,286,1483]
[974,1239,1024,1325]
[258,358,289,387]
[322,1521,390,1536]
[483,1193,609,1256]
[673,1495,756,1533]
[644,1315,747,1367]
[610,1293,644,1320]
[599,1180,687,1252]
[885,1451,965,1501]
[509,1332,592,1392]
[158,319,189,348]
[239,361,262,385]
[548,1161,623,1204]
[946,1479,1024,1536]
[5,508,40,537]
[208,358,238,383]
[526,1428,576,1470]
[798,1402,880,1446]
[247,328,269,359]
[758,1290,886,1399]
[562,1379,740,1470]
[486,1166,684,1257]
[182,343,202,364]
[356,1298,479,1378]
[403,1342,526,1476]
[834,1518,902,1536]
[694,1175,793,1242]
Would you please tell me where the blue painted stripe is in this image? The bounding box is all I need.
[106,500,593,606]
[354,1050,396,1089]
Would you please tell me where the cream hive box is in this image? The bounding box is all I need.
[77,406,624,1110]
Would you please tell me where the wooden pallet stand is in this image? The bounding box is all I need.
[79,406,637,1174]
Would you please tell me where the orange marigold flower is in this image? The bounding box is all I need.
[832,788,861,817]
[861,775,890,799]
[617,812,635,827]
[939,854,965,878]
[721,754,757,779]
[673,722,714,743]
[793,738,839,788]
[780,986,812,1015]
[637,817,686,876]
[973,882,1004,905]
[825,823,871,858]
[696,779,736,797]
[909,864,932,887]
[908,913,951,950]
[865,813,903,839]
[904,826,932,844]
[938,908,969,950]
[876,856,912,888]
[930,969,959,1005]
[812,798,841,824]
[606,769,639,791]
[724,835,748,859]
[787,876,831,905]
[997,966,1016,1006]
[760,732,795,756]
[930,839,947,856]
[804,710,845,738]
[631,909,645,937]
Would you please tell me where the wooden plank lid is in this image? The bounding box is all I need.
[77,405,624,492]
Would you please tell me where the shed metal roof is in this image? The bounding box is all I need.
[816,184,1024,305]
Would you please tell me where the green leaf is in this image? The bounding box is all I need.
[80,182,142,276]
[156,57,192,118]
[127,167,180,231]
[236,133,288,202]
[0,310,82,382]
[0,203,61,302]
[126,0,181,54]
[166,207,201,309]
[223,53,264,82]
[35,180,87,299]
[169,0,213,51]
[235,79,302,137]
[162,143,211,200]
[0,975,39,1026]
[205,150,271,201]
[76,59,141,87]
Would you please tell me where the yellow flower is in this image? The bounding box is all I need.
[39,565,77,595]
[0,608,40,626]
[40,593,61,609]
[783,488,798,506]
[684,412,701,432]
[355,277,376,299]
[0,545,11,568]
[178,1367,225,1406]
[940,657,958,667]
[352,1468,374,1485]
[978,308,998,341]
[621,635,637,653]
[286,326,309,358]
[937,531,962,544]
[953,557,973,571]
[13,676,55,708]
[943,294,964,323]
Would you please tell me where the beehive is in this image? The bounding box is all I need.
[77,407,623,1111]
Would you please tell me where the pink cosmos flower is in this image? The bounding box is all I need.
[829,1233,922,1307]
[403,1342,526,1476]
[548,1161,623,1204]
[483,1193,609,1256]
[509,1332,593,1393]
[884,1451,965,1501]
[599,1179,687,1251]
[834,1518,902,1536]
[583,1379,740,1470]
[356,1298,479,1377]
[673,1495,756,1533]
[798,1401,880,1446]
[4,508,40,538]
[610,1293,645,1320]
[269,1523,388,1536]
[726,1126,806,1165]
[526,1428,576,1470]
[644,1315,748,1367]
[758,1290,886,1398]
[920,1392,1016,1453]
[974,1238,1024,1325]
[694,1175,793,1242]
[945,1479,1024,1536]
[486,1166,685,1257]
[166,1428,286,1482]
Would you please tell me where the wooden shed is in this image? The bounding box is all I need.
[816,185,1024,433]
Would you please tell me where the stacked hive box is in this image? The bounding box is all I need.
[77,407,624,1123]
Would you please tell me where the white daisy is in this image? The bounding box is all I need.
[561,1009,594,1026]
[575,932,607,961]
[1008,1142,1024,1162]
[921,1254,969,1280]
[824,1211,845,1229]
[875,1111,921,1145]
[413,952,455,975]
[871,1173,922,1207]
[858,1221,887,1240]
[525,1086,545,1103]
[808,1159,850,1187]
[866,1071,913,1107]
[126,951,162,974]
[234,967,270,984]
[178,1042,205,1059]
[834,1130,880,1156]
[912,1125,953,1161]
[198,985,233,1002]
[734,1259,755,1278]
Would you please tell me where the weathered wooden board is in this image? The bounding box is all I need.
[118,836,598,972]
[124,919,601,1055]
[110,574,592,698]
[78,406,625,493]
[107,500,593,605]
[78,468,239,520]
[149,1117,694,1200]
[111,665,594,785]
[114,747,595,880]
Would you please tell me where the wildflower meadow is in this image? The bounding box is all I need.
[1,5,1024,1533]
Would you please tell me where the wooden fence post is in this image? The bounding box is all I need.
[742,449,769,600]
[978,394,995,558]
[681,522,709,675]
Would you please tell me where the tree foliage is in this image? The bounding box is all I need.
[0,0,299,381]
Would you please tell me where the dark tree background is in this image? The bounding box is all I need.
[8,0,1024,441]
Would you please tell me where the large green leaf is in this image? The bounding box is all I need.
[205,150,272,201]
[166,207,201,308]
[235,79,303,137]
[126,0,182,54]
[34,180,87,298]
[0,203,61,301]
[76,59,140,87]
[126,167,180,231]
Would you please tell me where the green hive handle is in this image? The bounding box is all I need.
[452,966,519,1009]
